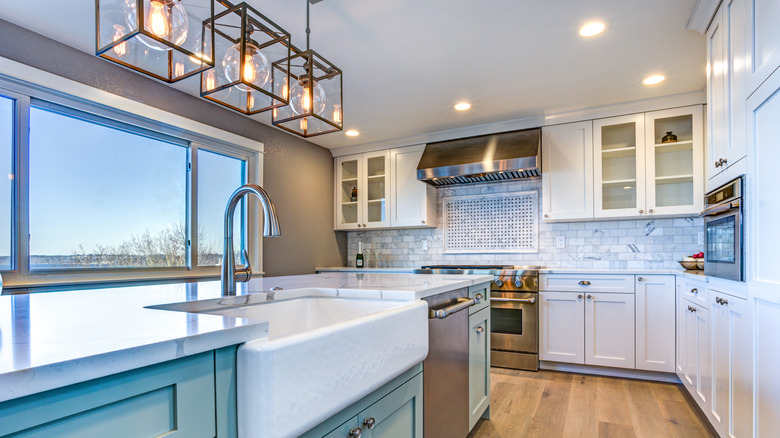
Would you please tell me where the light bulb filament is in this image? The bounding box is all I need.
[243,54,256,83]
[333,104,342,124]
[112,25,127,57]
[302,87,311,111]
[149,1,170,38]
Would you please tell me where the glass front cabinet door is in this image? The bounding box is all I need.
[335,151,391,230]
[594,114,646,218]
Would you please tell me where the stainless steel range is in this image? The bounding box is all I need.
[417,265,541,371]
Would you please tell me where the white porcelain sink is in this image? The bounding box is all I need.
[152,293,429,437]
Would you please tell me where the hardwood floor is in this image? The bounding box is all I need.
[467,367,715,438]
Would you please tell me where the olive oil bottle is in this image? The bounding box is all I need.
[356,242,365,268]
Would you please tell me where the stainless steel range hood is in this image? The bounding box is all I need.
[416,128,541,186]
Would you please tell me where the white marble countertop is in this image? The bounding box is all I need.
[316,266,711,280]
[0,272,492,403]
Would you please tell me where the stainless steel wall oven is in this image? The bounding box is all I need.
[701,176,744,281]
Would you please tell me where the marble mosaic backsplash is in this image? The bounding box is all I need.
[346,179,704,270]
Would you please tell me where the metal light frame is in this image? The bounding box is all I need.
[95,0,215,83]
[200,0,292,115]
[271,0,343,138]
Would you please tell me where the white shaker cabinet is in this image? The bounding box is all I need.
[745,0,780,94]
[635,275,676,373]
[593,114,646,218]
[683,300,710,410]
[389,145,436,229]
[541,122,594,222]
[584,292,635,369]
[335,151,391,230]
[539,291,585,364]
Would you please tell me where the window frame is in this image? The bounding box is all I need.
[0,78,264,289]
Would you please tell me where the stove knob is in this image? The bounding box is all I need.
[514,278,524,288]
[494,279,504,287]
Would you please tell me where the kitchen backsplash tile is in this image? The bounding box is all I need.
[346,179,703,269]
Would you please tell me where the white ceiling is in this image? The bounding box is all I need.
[0,0,705,150]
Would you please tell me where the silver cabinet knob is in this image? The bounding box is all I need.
[649,209,654,214]
[691,288,698,294]
[637,276,643,281]
[639,209,644,215]
[476,326,485,334]
[421,220,425,224]
[587,294,592,299]
[514,279,524,288]
[578,294,583,299]
[494,279,504,287]
[363,417,376,430]
[578,280,591,286]
[475,293,484,303]
[349,427,362,438]
[544,214,549,218]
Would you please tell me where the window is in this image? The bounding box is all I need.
[29,105,188,269]
[0,95,12,271]
[0,79,260,287]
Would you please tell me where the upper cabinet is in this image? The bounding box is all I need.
[334,146,436,231]
[542,121,594,222]
[545,106,704,222]
[706,0,748,191]
[746,0,780,94]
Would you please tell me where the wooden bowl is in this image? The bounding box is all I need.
[679,260,698,270]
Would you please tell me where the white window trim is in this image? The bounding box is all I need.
[0,56,266,289]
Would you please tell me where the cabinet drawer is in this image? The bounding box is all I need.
[540,274,635,293]
[469,282,490,314]
[682,279,709,306]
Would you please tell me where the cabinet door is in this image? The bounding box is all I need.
[676,280,688,380]
[359,373,423,438]
[335,154,362,230]
[362,150,391,229]
[584,292,635,369]
[746,0,780,94]
[707,5,729,182]
[468,307,490,431]
[645,106,704,217]
[593,114,646,218]
[684,303,710,409]
[710,292,752,438]
[389,145,436,228]
[539,292,585,364]
[635,275,676,372]
[541,122,594,221]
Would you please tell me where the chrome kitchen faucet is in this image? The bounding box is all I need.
[221,184,281,296]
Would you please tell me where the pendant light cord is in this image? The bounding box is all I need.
[305,0,311,51]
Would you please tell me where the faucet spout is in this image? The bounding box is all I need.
[222,184,281,296]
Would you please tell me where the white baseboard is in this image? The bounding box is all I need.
[539,361,681,383]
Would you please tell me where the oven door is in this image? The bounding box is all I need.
[490,291,538,354]
[703,207,743,281]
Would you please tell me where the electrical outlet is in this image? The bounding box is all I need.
[698,232,704,245]
[556,236,566,249]
[422,239,428,251]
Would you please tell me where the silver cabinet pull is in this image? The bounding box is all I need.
[691,288,698,294]
[476,326,485,333]
[363,417,376,430]
[349,427,362,437]
[490,297,536,304]
[429,298,476,319]
[716,297,729,306]
[579,280,591,286]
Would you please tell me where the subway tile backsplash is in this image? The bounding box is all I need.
[346,179,703,269]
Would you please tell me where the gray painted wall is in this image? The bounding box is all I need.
[0,19,346,276]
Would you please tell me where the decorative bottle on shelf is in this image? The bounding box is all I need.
[661,131,678,143]
[351,186,357,202]
[356,242,365,268]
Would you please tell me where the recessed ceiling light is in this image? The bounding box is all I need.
[345,130,360,137]
[643,75,666,85]
[579,22,606,37]
[454,102,471,111]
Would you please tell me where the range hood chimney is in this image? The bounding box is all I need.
[416,128,541,186]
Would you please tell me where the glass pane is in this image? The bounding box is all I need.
[198,149,245,266]
[491,307,523,335]
[0,96,12,270]
[29,107,187,269]
[601,123,637,210]
[707,216,736,264]
[653,115,694,207]
[366,156,386,223]
[340,159,358,225]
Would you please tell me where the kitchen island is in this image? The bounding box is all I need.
[0,272,492,437]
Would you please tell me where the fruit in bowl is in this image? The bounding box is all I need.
[679,252,705,270]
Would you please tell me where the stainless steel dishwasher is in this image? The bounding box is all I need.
[423,287,475,438]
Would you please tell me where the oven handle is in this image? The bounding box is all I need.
[490,297,536,304]
[700,200,740,217]
[429,298,476,319]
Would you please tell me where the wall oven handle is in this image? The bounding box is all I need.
[700,200,740,217]
[490,297,536,304]
[429,298,476,319]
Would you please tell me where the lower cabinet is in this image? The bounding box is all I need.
[0,349,231,438]
[303,366,423,438]
[539,291,585,363]
[468,306,490,430]
[683,299,710,407]
[635,275,676,372]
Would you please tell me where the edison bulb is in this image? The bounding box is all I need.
[124,0,188,51]
[289,78,326,115]
[222,43,269,91]
[112,25,128,57]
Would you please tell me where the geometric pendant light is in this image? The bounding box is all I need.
[95,0,215,82]
[200,1,292,115]
[271,0,343,137]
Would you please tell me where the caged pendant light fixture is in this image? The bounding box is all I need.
[200,0,292,115]
[96,0,215,82]
[271,0,343,137]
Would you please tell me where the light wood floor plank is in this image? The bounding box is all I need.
[525,379,572,438]
[562,386,598,437]
[657,398,714,438]
[598,422,637,438]
[596,378,633,426]
[624,380,673,438]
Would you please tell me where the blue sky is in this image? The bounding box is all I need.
[0,104,244,261]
